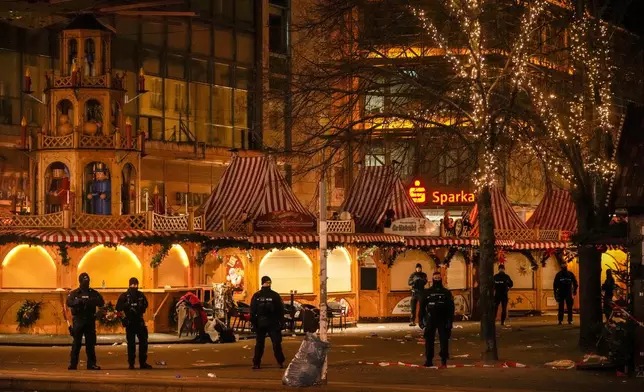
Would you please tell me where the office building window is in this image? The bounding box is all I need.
[237,33,255,64]
[214,63,231,86]
[167,21,188,51]
[191,58,209,83]
[0,50,20,126]
[167,54,185,79]
[214,0,234,19]
[116,16,138,42]
[237,0,254,23]
[191,23,211,56]
[142,50,161,75]
[142,20,164,47]
[214,29,233,60]
[269,6,287,54]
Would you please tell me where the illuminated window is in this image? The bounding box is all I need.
[259,249,313,294]
[1,245,56,289]
[327,248,352,293]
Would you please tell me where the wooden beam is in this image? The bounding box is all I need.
[114,11,197,17]
[100,0,184,13]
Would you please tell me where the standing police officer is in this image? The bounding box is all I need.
[553,263,578,325]
[116,277,152,369]
[601,269,616,322]
[419,271,455,367]
[408,263,428,326]
[493,265,514,326]
[67,272,104,370]
[250,276,286,369]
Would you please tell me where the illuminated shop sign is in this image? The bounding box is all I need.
[408,180,426,203]
[408,179,475,206]
[431,190,475,206]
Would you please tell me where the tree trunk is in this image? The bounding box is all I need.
[478,186,498,361]
[576,201,603,351]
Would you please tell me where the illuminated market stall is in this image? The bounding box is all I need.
[0,16,246,334]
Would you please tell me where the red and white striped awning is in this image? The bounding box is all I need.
[405,237,478,247]
[406,237,516,248]
[342,166,424,232]
[468,187,528,236]
[248,232,404,245]
[526,189,577,232]
[0,229,168,244]
[199,155,314,232]
[513,240,569,250]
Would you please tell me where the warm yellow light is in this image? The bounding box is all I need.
[1,244,55,269]
[78,245,142,271]
[172,244,190,267]
[414,180,420,186]
[332,247,352,266]
[20,117,26,127]
[260,247,313,268]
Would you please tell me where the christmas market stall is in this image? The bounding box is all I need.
[467,186,543,314]
[197,155,404,324]
[338,165,467,321]
[0,15,246,335]
[523,188,579,312]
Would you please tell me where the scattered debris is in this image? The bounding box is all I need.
[175,374,182,379]
[544,360,576,370]
[192,362,221,367]
[107,352,113,355]
[453,325,464,329]
[526,346,532,348]
[452,354,470,358]
[191,349,200,352]
[207,373,216,378]
[155,361,167,366]
[196,360,205,363]
[243,345,249,349]
[378,362,390,367]
[112,343,118,346]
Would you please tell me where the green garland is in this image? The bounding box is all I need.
[16,300,42,329]
[96,302,124,328]
[150,242,171,268]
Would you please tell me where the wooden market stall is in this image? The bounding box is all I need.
[0,218,245,334]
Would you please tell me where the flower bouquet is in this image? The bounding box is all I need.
[97,302,124,328]
[16,300,42,329]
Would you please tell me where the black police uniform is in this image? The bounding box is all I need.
[67,273,105,370]
[553,269,578,324]
[419,281,455,366]
[250,286,286,368]
[493,271,514,325]
[116,283,150,368]
[601,274,616,321]
[408,270,428,324]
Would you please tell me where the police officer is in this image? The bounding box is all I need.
[493,265,514,326]
[601,269,616,322]
[553,263,578,325]
[116,277,152,370]
[419,271,455,367]
[250,276,286,369]
[408,263,428,326]
[67,272,104,370]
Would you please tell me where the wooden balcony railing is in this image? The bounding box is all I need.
[0,211,206,232]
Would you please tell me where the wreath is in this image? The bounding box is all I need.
[96,302,124,327]
[16,300,42,329]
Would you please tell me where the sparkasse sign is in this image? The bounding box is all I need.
[431,190,475,206]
